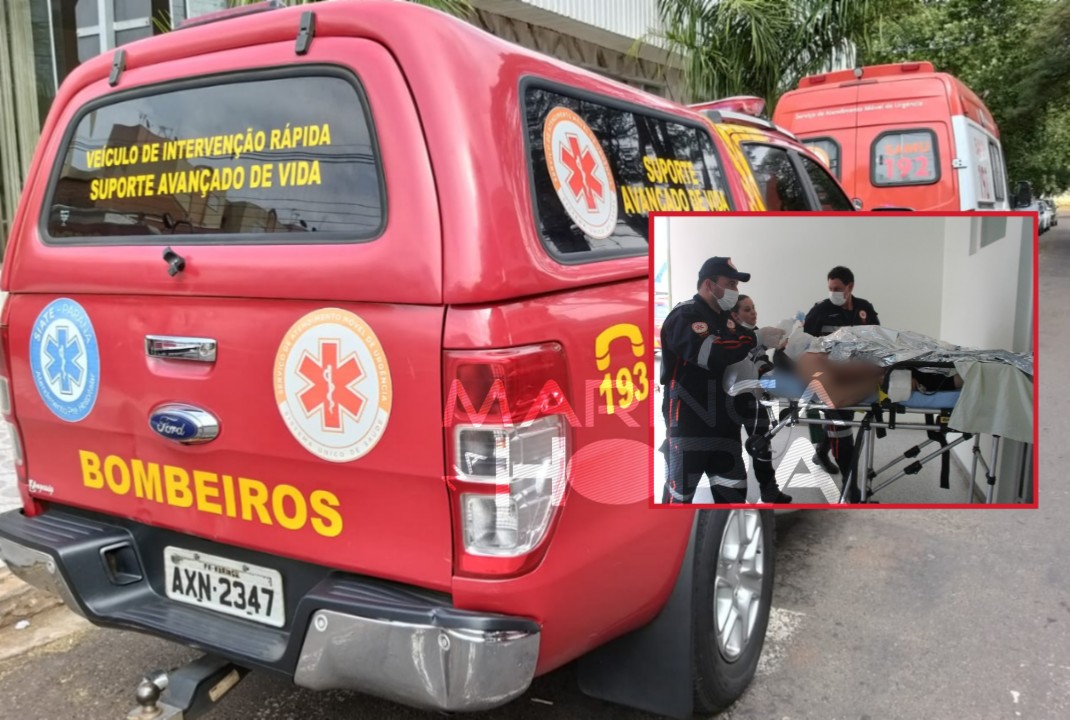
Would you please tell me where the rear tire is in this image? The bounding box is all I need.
[691,508,775,715]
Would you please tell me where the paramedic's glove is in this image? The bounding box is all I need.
[783,330,816,362]
[757,326,786,351]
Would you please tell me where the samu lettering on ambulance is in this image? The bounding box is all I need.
[77,450,343,538]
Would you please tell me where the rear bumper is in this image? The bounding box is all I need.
[0,507,539,712]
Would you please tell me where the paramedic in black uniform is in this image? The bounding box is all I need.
[803,265,880,502]
[660,257,785,504]
[732,294,793,504]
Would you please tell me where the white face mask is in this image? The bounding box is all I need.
[717,288,739,311]
[829,291,847,306]
[741,321,756,330]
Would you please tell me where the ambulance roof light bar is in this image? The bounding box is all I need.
[689,96,767,118]
[178,0,286,30]
[800,61,937,87]
[690,98,799,141]
[697,109,799,140]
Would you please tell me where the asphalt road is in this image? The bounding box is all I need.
[0,218,1066,720]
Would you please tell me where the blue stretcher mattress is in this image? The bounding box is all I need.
[758,371,961,410]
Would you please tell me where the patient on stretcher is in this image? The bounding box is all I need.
[769,325,965,409]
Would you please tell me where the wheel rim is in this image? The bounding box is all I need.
[713,509,765,662]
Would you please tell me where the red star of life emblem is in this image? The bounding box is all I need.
[297,339,365,431]
[560,133,604,211]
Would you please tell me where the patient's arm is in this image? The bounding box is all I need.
[793,351,886,408]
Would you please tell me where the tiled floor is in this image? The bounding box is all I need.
[652,359,980,505]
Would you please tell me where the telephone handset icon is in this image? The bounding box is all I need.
[595,324,645,372]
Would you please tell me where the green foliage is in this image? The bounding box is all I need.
[654,0,898,109]
[657,0,1070,193]
[865,0,1070,194]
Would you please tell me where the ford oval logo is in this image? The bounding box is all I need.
[148,404,220,445]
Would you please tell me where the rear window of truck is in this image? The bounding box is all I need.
[524,84,733,260]
[43,69,384,242]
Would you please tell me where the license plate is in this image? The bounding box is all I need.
[164,546,285,628]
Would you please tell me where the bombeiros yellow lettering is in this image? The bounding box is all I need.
[78,450,343,538]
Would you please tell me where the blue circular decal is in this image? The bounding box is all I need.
[29,298,101,423]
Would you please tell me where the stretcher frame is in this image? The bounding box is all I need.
[749,361,1018,504]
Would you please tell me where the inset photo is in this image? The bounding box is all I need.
[653,212,1036,507]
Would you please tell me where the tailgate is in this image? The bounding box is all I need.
[1,35,453,590]
[7,294,451,589]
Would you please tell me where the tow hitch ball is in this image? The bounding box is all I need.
[126,656,249,720]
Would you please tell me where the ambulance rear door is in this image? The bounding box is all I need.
[855,78,958,211]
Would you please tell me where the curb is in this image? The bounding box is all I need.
[0,605,91,665]
[0,565,63,629]
[0,565,92,662]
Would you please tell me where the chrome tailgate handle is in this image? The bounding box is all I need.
[146,336,217,362]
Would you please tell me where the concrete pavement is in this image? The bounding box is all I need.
[0,222,1064,718]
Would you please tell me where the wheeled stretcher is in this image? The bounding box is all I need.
[748,360,1030,504]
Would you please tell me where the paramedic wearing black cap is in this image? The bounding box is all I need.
[660,257,786,504]
[803,265,880,502]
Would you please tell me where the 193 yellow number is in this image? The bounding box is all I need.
[599,361,650,415]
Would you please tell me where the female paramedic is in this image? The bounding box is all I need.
[730,295,793,504]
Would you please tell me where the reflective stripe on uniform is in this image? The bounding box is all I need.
[665,485,691,501]
[710,474,747,489]
[827,427,853,439]
[697,335,716,368]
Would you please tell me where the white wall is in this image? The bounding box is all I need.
[938,216,1030,352]
[937,215,1032,502]
[654,215,669,295]
[663,216,946,338]
[654,213,1034,503]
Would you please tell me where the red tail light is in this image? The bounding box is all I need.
[0,299,38,515]
[443,343,574,578]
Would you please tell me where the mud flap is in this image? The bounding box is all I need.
[576,512,699,719]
